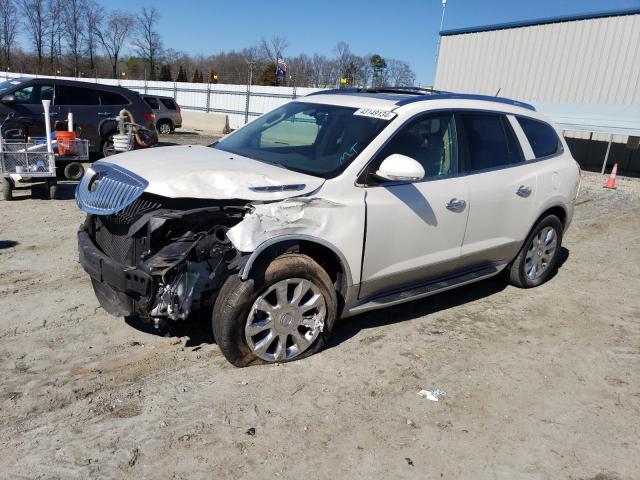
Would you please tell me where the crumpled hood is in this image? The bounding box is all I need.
[101,145,325,200]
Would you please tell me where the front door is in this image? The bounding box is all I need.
[3,82,55,140]
[360,112,469,299]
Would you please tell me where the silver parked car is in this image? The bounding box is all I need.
[142,95,182,134]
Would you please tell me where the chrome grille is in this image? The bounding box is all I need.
[75,162,148,215]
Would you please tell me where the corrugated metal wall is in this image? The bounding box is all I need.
[435,13,640,141]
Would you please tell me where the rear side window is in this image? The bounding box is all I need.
[100,91,129,106]
[459,113,523,172]
[160,98,176,110]
[55,85,100,105]
[144,96,159,109]
[517,116,562,158]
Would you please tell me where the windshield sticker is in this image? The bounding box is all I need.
[353,108,396,121]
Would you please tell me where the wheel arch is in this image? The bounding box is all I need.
[239,235,353,300]
[534,203,567,228]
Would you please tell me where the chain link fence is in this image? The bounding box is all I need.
[2,71,326,130]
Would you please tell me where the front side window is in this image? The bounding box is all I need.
[55,85,100,106]
[375,112,458,179]
[459,113,523,172]
[215,102,390,178]
[12,84,54,104]
[144,96,159,109]
[517,116,562,158]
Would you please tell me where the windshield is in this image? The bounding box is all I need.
[0,79,22,93]
[214,102,390,178]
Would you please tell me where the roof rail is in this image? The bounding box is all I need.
[307,86,442,97]
[395,92,536,111]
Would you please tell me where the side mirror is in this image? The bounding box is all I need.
[375,154,425,182]
[1,94,16,106]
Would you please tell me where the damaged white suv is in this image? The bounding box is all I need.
[76,88,580,366]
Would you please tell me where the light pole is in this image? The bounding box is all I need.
[435,0,448,67]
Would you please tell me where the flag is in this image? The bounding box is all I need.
[276,57,287,78]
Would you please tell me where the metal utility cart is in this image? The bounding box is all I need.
[0,100,89,201]
[0,136,90,201]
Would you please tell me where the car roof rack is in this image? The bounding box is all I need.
[308,86,442,97]
[395,92,536,111]
[306,87,536,111]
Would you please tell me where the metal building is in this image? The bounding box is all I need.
[435,8,640,175]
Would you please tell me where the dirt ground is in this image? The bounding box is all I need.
[1,154,639,479]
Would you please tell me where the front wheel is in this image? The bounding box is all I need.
[212,254,338,367]
[507,215,564,288]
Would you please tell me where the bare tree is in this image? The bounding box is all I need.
[19,0,47,73]
[47,0,64,73]
[387,59,416,87]
[84,0,102,73]
[133,6,161,79]
[0,0,19,68]
[96,11,133,78]
[259,35,289,63]
[62,0,85,76]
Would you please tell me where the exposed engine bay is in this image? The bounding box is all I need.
[79,193,249,322]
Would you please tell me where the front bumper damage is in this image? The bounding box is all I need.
[78,200,247,320]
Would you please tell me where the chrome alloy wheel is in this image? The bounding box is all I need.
[245,278,327,362]
[525,226,558,280]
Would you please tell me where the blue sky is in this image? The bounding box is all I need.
[97,0,640,84]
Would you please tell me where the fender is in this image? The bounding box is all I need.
[239,234,354,288]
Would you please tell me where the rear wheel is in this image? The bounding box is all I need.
[101,134,116,157]
[212,254,338,367]
[1,177,13,201]
[507,215,563,288]
[157,120,173,135]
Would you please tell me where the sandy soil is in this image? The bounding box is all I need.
[0,168,638,480]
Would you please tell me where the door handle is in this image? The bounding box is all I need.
[446,198,466,212]
[516,185,532,197]
[97,112,111,117]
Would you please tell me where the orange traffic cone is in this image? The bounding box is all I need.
[604,163,618,189]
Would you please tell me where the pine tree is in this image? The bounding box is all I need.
[176,65,188,82]
[192,68,202,83]
[158,64,172,82]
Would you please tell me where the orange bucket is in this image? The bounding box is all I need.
[56,131,77,156]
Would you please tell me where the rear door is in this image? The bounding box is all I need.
[457,111,539,269]
[54,84,102,148]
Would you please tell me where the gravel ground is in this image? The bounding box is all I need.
[0,144,638,479]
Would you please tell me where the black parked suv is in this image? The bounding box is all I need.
[0,77,158,160]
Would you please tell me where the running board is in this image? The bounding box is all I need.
[346,265,504,316]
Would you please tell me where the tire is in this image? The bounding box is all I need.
[212,253,338,367]
[63,162,85,181]
[46,180,58,200]
[157,120,173,135]
[507,215,563,288]
[101,134,116,157]
[1,177,12,201]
